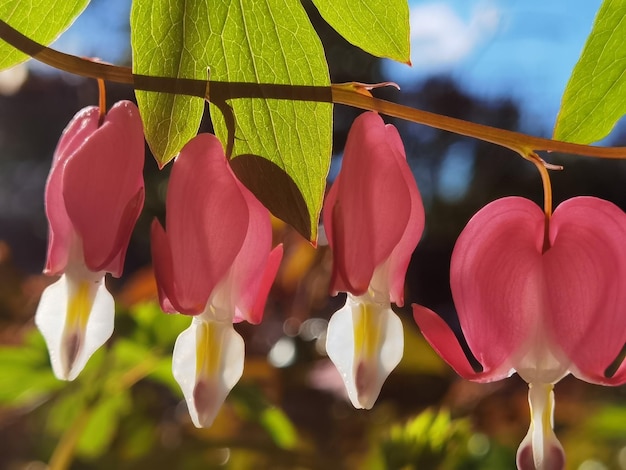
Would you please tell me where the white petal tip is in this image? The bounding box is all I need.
[190,379,222,428]
[516,384,565,470]
[35,275,114,381]
[326,297,404,410]
[516,439,565,470]
[173,318,245,428]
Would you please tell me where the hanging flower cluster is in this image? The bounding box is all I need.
[36,101,145,381]
[35,98,283,427]
[34,97,626,470]
[323,111,425,409]
[413,196,626,470]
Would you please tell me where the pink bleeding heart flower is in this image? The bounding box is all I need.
[323,111,425,409]
[35,101,145,381]
[413,196,626,470]
[151,133,282,428]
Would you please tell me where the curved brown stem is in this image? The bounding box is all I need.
[331,86,626,160]
[97,78,106,124]
[1,18,626,160]
[525,152,554,252]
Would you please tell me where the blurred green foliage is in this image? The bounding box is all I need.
[3,295,626,469]
[376,409,514,469]
[0,301,310,468]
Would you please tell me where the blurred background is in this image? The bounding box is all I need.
[2,0,626,469]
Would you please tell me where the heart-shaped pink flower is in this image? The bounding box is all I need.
[413,196,626,469]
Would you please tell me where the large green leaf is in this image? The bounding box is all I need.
[553,0,626,143]
[0,0,89,70]
[131,0,211,166]
[130,0,331,241]
[311,0,410,63]
[206,0,332,242]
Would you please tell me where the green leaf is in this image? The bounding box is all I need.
[0,0,89,70]
[47,389,86,435]
[0,360,62,405]
[130,301,189,348]
[311,0,410,63]
[118,418,157,460]
[585,404,626,439]
[146,357,180,396]
[232,384,299,449]
[554,0,626,143]
[130,0,211,166]
[260,407,298,449]
[0,331,64,406]
[111,338,153,369]
[76,391,131,458]
[131,0,331,240]
[206,0,332,242]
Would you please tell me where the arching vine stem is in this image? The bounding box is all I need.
[1,19,625,162]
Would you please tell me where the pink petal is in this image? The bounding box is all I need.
[451,197,545,375]
[246,244,283,324]
[63,101,145,277]
[53,106,101,167]
[220,184,274,321]
[204,174,282,324]
[372,124,424,306]
[323,174,350,295]
[150,219,177,313]
[587,359,626,386]
[160,134,249,314]
[412,304,512,382]
[44,107,101,275]
[544,197,626,385]
[323,112,412,297]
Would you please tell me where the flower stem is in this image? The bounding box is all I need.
[48,407,91,470]
[1,19,626,162]
[97,78,106,125]
[526,153,555,252]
